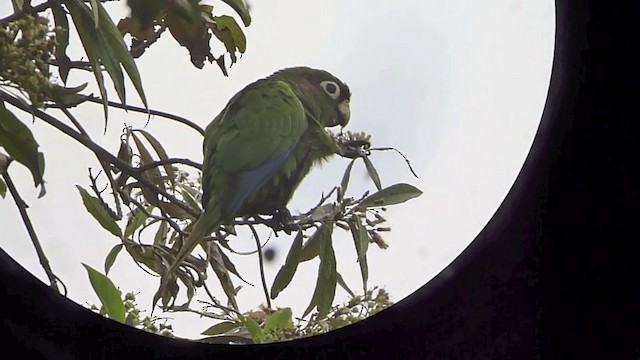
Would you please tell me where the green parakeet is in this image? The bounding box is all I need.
[157,67,351,304]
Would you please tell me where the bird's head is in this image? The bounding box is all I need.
[272,67,351,128]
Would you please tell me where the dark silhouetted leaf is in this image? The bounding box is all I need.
[221,0,252,26]
[124,206,149,238]
[51,3,71,82]
[0,178,6,199]
[76,185,122,238]
[270,231,304,299]
[133,129,175,187]
[83,263,126,323]
[359,183,423,209]
[206,242,238,310]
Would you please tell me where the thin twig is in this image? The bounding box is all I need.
[0,1,52,24]
[2,171,64,294]
[63,108,124,219]
[137,158,202,172]
[77,95,205,135]
[249,224,271,308]
[0,91,199,218]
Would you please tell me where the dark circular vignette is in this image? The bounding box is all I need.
[2,0,639,358]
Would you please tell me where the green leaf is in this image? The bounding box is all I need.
[64,0,110,121]
[348,216,369,292]
[210,15,246,64]
[270,231,304,299]
[89,0,100,28]
[10,0,23,12]
[363,155,382,191]
[201,321,242,336]
[83,263,126,323]
[240,315,263,344]
[336,271,355,297]
[263,308,293,333]
[359,183,423,209]
[96,3,148,111]
[340,159,356,199]
[303,223,337,318]
[0,178,6,199]
[130,132,164,187]
[206,242,238,310]
[132,129,175,187]
[299,224,331,263]
[0,102,45,189]
[221,0,252,26]
[124,206,149,238]
[104,244,123,274]
[76,185,122,238]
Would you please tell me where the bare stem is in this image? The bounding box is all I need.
[1,170,64,294]
[249,224,271,308]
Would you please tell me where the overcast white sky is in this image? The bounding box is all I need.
[0,1,554,339]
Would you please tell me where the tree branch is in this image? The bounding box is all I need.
[137,158,202,172]
[0,91,199,218]
[76,96,205,136]
[1,170,65,294]
[0,1,52,25]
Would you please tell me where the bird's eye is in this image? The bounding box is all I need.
[320,80,340,99]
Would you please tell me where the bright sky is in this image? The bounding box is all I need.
[0,1,554,339]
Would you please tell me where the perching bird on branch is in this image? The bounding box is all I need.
[155,67,351,306]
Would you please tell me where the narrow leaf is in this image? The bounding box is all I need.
[76,185,122,238]
[124,206,149,238]
[340,159,356,199]
[336,271,355,297]
[51,3,71,83]
[359,183,423,209]
[263,308,293,333]
[0,178,6,198]
[96,3,148,110]
[206,242,238,310]
[303,223,336,318]
[83,263,126,323]
[201,321,242,336]
[133,129,175,187]
[104,244,123,274]
[363,155,383,191]
[299,224,330,262]
[348,216,369,292]
[64,0,110,121]
[270,231,304,299]
[89,0,100,28]
[130,132,163,187]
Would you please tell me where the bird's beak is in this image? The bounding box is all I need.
[338,99,351,127]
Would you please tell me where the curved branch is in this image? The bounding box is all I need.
[79,96,205,136]
[0,91,199,218]
[137,158,202,173]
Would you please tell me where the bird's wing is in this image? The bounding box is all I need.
[202,79,308,219]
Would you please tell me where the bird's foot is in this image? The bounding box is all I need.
[271,208,299,235]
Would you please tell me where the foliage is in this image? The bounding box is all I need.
[0,1,421,343]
